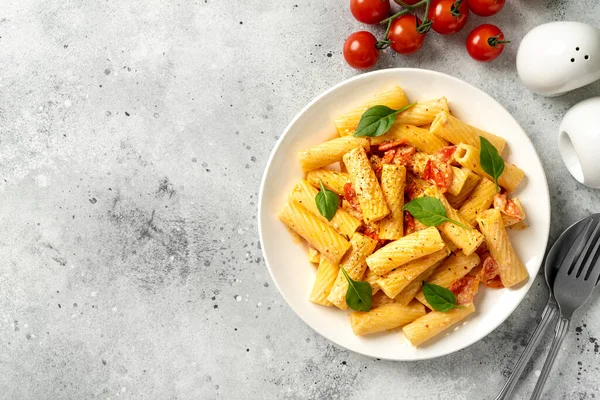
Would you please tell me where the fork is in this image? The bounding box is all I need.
[530,217,600,400]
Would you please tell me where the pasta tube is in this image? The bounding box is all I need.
[327,233,378,310]
[377,248,450,299]
[279,201,351,264]
[430,110,505,153]
[343,147,390,224]
[309,257,339,306]
[448,166,470,196]
[446,169,481,209]
[334,86,409,136]
[454,144,524,193]
[415,252,480,308]
[306,169,351,196]
[403,304,475,346]
[458,178,497,227]
[395,97,450,127]
[351,301,426,336]
[371,124,449,154]
[366,227,446,275]
[477,209,528,287]
[394,262,440,305]
[298,137,370,172]
[290,180,361,239]
[379,164,407,240]
[423,186,484,255]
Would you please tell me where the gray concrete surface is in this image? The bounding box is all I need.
[1,0,600,399]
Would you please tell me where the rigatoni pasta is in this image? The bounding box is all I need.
[366,227,446,275]
[279,85,530,347]
[306,169,351,196]
[430,110,505,153]
[458,178,497,226]
[446,169,481,209]
[423,186,484,256]
[279,200,351,263]
[477,209,528,287]
[327,233,378,310]
[298,137,370,172]
[343,147,390,224]
[403,304,475,346]
[289,180,361,239]
[377,248,450,299]
[454,144,524,192]
[379,164,406,240]
[334,86,409,136]
[371,124,449,153]
[351,301,426,336]
[309,257,339,306]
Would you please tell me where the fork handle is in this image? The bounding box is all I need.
[530,316,570,400]
[495,301,559,400]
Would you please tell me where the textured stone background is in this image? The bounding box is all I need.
[1,0,600,399]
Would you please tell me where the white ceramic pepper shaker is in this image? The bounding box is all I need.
[558,97,600,188]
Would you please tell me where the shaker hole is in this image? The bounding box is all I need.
[585,55,589,60]
[576,47,580,51]
[571,58,575,62]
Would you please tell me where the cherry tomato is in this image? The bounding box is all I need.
[466,0,505,17]
[343,31,379,69]
[388,14,426,55]
[350,0,391,24]
[428,0,469,35]
[466,24,508,62]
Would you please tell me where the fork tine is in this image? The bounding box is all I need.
[583,226,600,283]
[573,221,600,278]
[557,219,595,278]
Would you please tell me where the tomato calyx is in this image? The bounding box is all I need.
[487,34,511,48]
[449,0,464,17]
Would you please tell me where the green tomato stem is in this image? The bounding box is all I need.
[488,35,511,48]
[450,0,463,17]
[380,8,411,25]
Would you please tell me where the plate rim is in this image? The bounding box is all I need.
[258,68,551,361]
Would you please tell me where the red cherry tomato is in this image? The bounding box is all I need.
[343,31,379,69]
[388,14,426,55]
[466,0,505,17]
[466,24,508,62]
[350,0,391,24]
[428,0,469,35]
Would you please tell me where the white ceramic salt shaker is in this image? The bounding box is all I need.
[558,97,600,188]
[517,22,600,96]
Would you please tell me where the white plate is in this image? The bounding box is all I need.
[258,68,550,360]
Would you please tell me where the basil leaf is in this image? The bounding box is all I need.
[422,281,461,312]
[340,267,372,312]
[479,136,505,193]
[315,181,339,221]
[354,103,416,137]
[403,196,469,229]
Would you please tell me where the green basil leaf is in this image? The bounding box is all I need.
[479,136,505,193]
[340,267,372,312]
[353,103,416,137]
[422,281,460,312]
[403,196,448,226]
[315,181,339,221]
[403,196,469,229]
